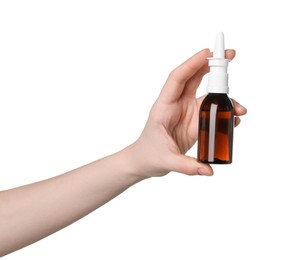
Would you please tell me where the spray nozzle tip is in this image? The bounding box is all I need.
[213,32,225,59]
[206,32,230,94]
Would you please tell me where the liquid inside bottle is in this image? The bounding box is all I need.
[197,93,234,164]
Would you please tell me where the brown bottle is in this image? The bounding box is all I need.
[197,32,234,164]
[197,93,234,164]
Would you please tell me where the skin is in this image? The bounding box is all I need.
[0,49,247,256]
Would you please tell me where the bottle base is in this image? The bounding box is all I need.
[198,158,232,164]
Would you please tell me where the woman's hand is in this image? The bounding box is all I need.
[129,49,247,177]
[0,48,247,257]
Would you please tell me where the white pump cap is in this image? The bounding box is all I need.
[207,32,230,93]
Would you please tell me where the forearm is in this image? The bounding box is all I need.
[0,145,144,256]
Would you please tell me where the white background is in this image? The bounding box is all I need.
[0,0,286,259]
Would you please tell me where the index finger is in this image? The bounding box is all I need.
[232,99,247,116]
[158,48,211,104]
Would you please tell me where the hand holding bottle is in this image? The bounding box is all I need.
[129,48,247,177]
[0,47,247,257]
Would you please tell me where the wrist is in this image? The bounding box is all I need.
[119,138,170,179]
[112,144,150,183]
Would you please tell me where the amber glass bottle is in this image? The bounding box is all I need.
[197,32,234,164]
[197,93,234,164]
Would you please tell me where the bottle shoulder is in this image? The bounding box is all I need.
[200,93,233,111]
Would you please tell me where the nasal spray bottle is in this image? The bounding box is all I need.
[197,32,234,164]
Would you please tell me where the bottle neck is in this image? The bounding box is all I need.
[207,93,228,96]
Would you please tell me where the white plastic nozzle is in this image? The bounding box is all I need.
[207,32,230,93]
[213,32,225,58]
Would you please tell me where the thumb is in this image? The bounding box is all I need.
[170,154,214,176]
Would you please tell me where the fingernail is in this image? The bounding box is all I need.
[239,104,247,110]
[197,167,213,176]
